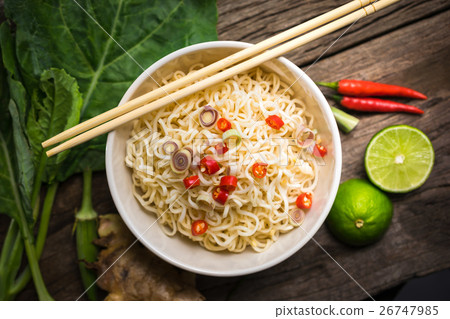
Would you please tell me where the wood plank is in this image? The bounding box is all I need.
[217,0,450,67]
[196,8,450,300]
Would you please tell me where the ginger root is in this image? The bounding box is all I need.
[93,214,204,301]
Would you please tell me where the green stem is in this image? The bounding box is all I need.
[16,202,53,300]
[76,219,98,300]
[0,220,18,275]
[36,183,58,256]
[32,198,40,224]
[4,230,24,300]
[10,183,58,297]
[31,152,47,220]
[1,131,52,300]
[75,169,99,300]
[331,106,359,133]
[78,170,95,218]
[9,270,26,296]
[0,220,19,299]
[332,94,343,103]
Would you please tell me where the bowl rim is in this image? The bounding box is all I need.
[106,40,342,276]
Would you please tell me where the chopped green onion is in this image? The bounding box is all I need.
[331,106,359,133]
[197,193,214,211]
[222,129,242,149]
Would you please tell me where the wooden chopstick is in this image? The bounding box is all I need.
[42,0,375,149]
[46,0,399,157]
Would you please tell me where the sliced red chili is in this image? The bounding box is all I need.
[200,156,220,175]
[265,115,284,130]
[217,118,232,132]
[215,142,229,155]
[313,144,327,157]
[220,175,238,192]
[212,187,229,205]
[252,162,268,178]
[191,220,208,236]
[183,175,200,189]
[296,192,312,209]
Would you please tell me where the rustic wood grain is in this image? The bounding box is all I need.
[1,0,449,301]
[217,0,450,67]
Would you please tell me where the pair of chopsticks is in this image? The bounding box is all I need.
[43,0,399,157]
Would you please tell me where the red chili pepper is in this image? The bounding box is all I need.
[317,80,427,99]
[313,144,327,157]
[220,175,238,192]
[265,115,284,130]
[333,95,424,114]
[252,162,268,178]
[200,156,220,174]
[183,175,200,189]
[215,142,229,155]
[217,118,232,132]
[212,187,229,205]
[296,193,312,209]
[191,220,208,236]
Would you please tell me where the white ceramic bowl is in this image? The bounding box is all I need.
[106,41,342,276]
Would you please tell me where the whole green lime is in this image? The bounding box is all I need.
[326,179,393,246]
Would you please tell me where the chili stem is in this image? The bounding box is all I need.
[316,81,339,90]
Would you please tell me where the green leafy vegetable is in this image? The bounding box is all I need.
[3,98,53,300]
[8,99,35,218]
[0,49,16,220]
[0,22,34,217]
[7,0,218,117]
[0,24,22,301]
[5,0,218,171]
[1,23,84,300]
[0,104,20,221]
[27,68,82,183]
[1,0,218,301]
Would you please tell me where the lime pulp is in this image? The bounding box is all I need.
[364,125,434,193]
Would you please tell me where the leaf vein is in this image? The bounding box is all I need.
[81,0,124,115]
[58,1,94,73]
[101,0,185,71]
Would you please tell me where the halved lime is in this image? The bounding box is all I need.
[365,125,434,193]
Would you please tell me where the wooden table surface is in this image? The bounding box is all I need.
[2,0,449,300]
